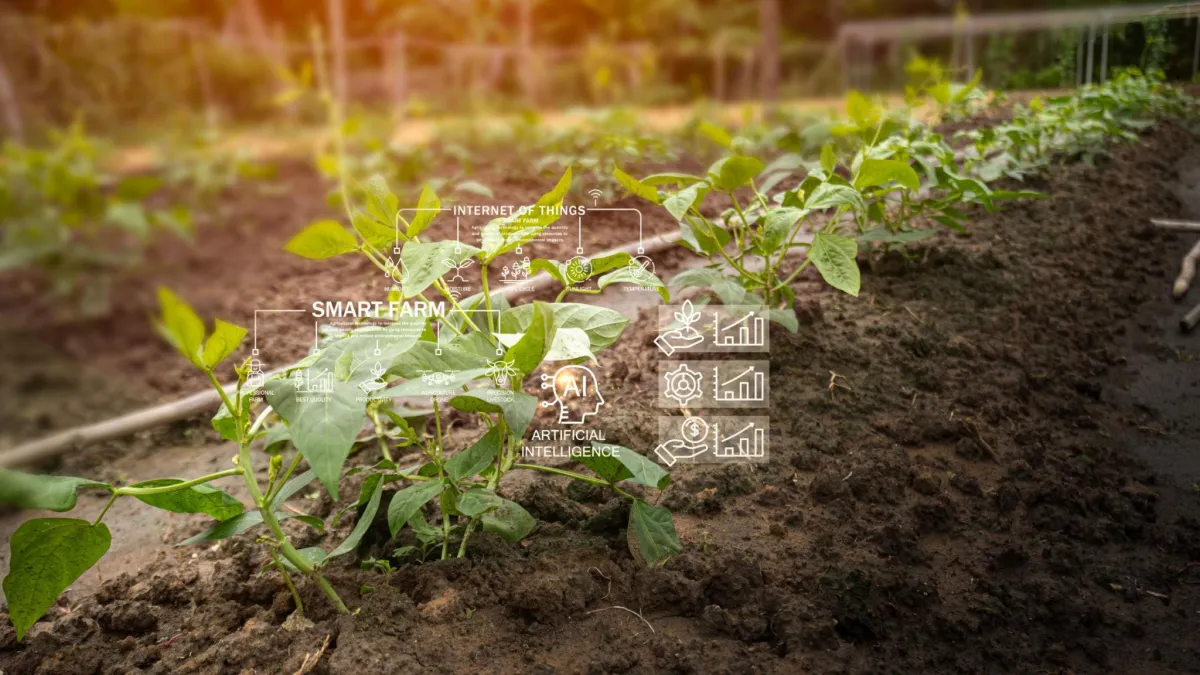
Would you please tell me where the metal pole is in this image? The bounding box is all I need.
[1085,23,1095,84]
[1193,16,1199,81]
[1076,29,1084,86]
[1100,23,1109,83]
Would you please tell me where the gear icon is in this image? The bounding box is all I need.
[663,363,704,406]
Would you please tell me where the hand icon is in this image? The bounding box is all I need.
[654,438,710,467]
[654,327,704,356]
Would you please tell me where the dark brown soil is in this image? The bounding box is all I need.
[5,123,1200,674]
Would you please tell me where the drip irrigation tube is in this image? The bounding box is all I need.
[0,231,683,469]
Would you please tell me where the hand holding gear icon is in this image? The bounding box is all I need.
[663,363,704,406]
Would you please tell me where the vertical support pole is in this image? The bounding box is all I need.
[758,0,781,109]
[0,51,23,142]
[1193,16,1200,81]
[518,0,534,105]
[1076,29,1084,87]
[1085,23,1095,85]
[326,0,348,108]
[1100,23,1109,83]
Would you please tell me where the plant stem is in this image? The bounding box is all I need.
[457,516,479,558]
[481,264,495,334]
[513,463,636,500]
[93,494,118,526]
[369,408,394,462]
[269,549,305,615]
[266,452,303,506]
[115,469,242,496]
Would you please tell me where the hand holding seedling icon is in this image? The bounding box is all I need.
[655,299,705,356]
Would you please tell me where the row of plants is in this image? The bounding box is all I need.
[2,69,1193,642]
[0,122,273,315]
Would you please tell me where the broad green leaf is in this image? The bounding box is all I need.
[406,185,442,238]
[505,301,556,375]
[389,342,491,379]
[768,308,800,333]
[0,471,110,511]
[270,469,317,509]
[587,252,634,277]
[4,519,111,641]
[454,487,496,517]
[593,443,671,489]
[106,202,149,237]
[326,474,383,560]
[697,120,733,147]
[760,207,807,254]
[201,319,246,369]
[129,479,244,521]
[400,240,481,299]
[449,389,538,438]
[541,327,596,361]
[613,166,660,204]
[629,500,681,564]
[482,168,572,260]
[116,175,162,201]
[376,367,490,398]
[808,232,861,296]
[820,143,837,172]
[597,266,669,302]
[805,183,866,212]
[664,183,703,221]
[711,155,765,192]
[154,287,206,369]
[640,172,704,186]
[176,510,312,546]
[454,180,494,198]
[845,90,878,129]
[387,480,444,537]
[530,258,565,284]
[284,220,359,259]
[479,495,535,542]
[855,158,920,192]
[445,426,502,481]
[499,303,628,352]
[363,174,400,233]
[277,547,327,574]
[351,209,395,251]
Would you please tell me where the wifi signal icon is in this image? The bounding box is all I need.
[588,188,603,205]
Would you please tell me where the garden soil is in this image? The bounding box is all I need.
[5,124,1200,674]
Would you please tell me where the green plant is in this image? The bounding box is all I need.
[0,121,191,314]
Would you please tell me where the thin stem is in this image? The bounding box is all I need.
[270,549,305,615]
[93,494,118,526]
[457,516,479,558]
[369,408,394,462]
[513,463,636,500]
[266,452,303,506]
[115,469,242,497]
[481,264,495,334]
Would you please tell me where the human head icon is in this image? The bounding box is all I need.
[541,365,605,424]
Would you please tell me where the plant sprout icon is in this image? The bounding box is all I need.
[443,256,475,282]
[654,299,705,356]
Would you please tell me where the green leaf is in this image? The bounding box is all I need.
[768,308,800,333]
[846,90,878,129]
[596,266,669,302]
[711,155,765,192]
[449,390,539,439]
[129,480,244,521]
[760,207,807,254]
[482,168,572,260]
[284,220,359,259]
[116,175,162,201]
[530,258,565,284]
[400,240,482,299]
[808,232,861,296]
[276,547,327,574]
[613,166,661,204]
[327,474,383,560]
[664,183,703,221]
[154,287,205,369]
[697,120,733,147]
[406,184,441,238]
[363,174,399,232]
[178,511,262,545]
[4,519,111,641]
[351,209,395,251]
[505,301,556,375]
[805,183,866,212]
[387,481,445,537]
[538,327,595,361]
[454,180,494,198]
[479,495,535,542]
[855,158,920,192]
[820,143,837,173]
[0,471,110,511]
[586,443,671,489]
[445,426,502,481]
[629,500,681,564]
[640,172,705,186]
[201,319,246,369]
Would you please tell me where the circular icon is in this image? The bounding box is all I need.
[681,417,709,444]
[628,255,655,281]
[565,255,594,283]
[663,363,704,406]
